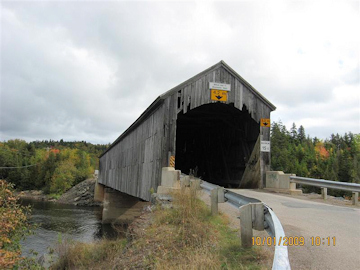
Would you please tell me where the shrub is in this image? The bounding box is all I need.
[0,180,31,268]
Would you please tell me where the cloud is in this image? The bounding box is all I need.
[273,83,360,138]
[0,1,359,144]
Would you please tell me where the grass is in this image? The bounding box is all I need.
[48,193,62,200]
[51,237,126,269]
[50,188,269,269]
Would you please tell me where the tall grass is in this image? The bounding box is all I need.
[51,188,269,269]
[113,188,269,269]
[51,238,126,270]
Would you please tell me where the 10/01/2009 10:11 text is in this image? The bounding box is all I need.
[252,236,336,246]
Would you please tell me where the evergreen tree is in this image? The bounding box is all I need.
[290,123,298,143]
[297,125,306,143]
[270,120,359,196]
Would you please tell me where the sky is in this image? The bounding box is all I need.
[1,0,359,144]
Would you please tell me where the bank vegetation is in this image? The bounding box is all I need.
[52,189,269,270]
[0,180,33,269]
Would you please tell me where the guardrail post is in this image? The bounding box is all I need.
[321,187,327,200]
[251,203,264,231]
[289,182,297,191]
[211,188,219,216]
[352,192,359,206]
[218,187,225,203]
[239,204,253,248]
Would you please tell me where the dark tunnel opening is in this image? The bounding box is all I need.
[175,103,259,187]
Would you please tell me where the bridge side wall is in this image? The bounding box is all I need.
[99,103,165,201]
[99,93,179,201]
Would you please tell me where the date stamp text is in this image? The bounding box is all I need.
[252,236,336,246]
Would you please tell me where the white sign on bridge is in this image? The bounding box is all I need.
[209,82,231,91]
[261,141,271,152]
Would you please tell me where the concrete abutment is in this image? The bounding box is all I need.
[94,181,148,224]
[94,179,105,202]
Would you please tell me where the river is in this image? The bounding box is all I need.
[20,199,118,258]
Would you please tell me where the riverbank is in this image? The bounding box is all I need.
[19,195,108,269]
[17,189,53,201]
[18,182,270,268]
[52,189,270,269]
[17,178,101,207]
[57,178,101,206]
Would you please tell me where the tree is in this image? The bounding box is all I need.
[74,150,93,184]
[50,160,77,194]
[270,121,292,172]
[40,151,58,193]
[270,120,360,196]
[338,149,353,182]
[297,125,306,143]
[352,134,360,184]
[290,123,298,143]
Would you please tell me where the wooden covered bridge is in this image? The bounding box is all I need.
[98,61,276,202]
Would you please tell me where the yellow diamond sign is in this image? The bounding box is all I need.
[211,89,228,102]
[260,118,270,127]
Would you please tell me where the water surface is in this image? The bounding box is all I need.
[20,199,117,257]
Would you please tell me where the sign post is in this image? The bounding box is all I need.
[260,118,271,189]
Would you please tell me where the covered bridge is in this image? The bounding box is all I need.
[99,61,276,201]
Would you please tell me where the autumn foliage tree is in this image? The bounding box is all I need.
[0,180,31,268]
[271,121,360,196]
[0,140,108,195]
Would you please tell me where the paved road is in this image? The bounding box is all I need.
[228,189,360,270]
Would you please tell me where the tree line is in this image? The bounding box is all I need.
[0,139,109,195]
[270,121,360,196]
[1,124,359,197]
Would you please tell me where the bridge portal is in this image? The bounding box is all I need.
[176,103,259,187]
[99,61,276,201]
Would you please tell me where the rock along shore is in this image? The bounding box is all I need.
[18,178,102,207]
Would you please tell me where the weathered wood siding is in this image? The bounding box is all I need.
[174,66,272,122]
[99,61,275,201]
[99,104,166,200]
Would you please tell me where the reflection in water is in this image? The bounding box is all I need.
[20,199,119,257]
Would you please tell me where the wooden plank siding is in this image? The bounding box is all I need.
[99,60,275,201]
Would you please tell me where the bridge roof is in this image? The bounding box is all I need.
[101,60,276,157]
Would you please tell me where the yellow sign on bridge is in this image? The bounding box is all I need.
[210,89,228,102]
[260,118,270,127]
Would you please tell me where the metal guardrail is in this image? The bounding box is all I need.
[200,180,291,270]
[290,176,360,193]
[224,190,260,207]
[266,206,291,270]
[200,181,219,192]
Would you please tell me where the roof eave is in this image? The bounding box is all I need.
[220,60,276,111]
[100,97,164,157]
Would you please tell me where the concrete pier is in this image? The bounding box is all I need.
[94,180,105,202]
[101,188,148,224]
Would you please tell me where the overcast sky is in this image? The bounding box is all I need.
[1,0,359,144]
